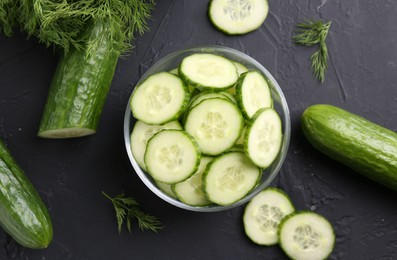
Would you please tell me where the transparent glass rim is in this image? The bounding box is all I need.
[123,45,291,212]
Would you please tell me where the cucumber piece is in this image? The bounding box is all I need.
[208,0,269,35]
[189,91,234,109]
[301,104,397,191]
[235,124,247,145]
[155,181,177,199]
[130,120,182,171]
[145,130,201,184]
[172,156,213,206]
[243,187,294,245]
[38,20,118,138]
[179,53,239,91]
[245,108,282,168]
[203,152,261,205]
[234,61,249,75]
[278,211,335,260]
[236,70,272,119]
[130,72,189,125]
[184,98,244,156]
[219,91,237,104]
[0,139,52,248]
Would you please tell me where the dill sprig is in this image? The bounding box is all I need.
[0,0,155,55]
[102,191,163,234]
[293,20,331,82]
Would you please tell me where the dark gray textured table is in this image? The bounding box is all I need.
[0,1,396,259]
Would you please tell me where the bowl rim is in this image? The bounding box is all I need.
[123,45,291,212]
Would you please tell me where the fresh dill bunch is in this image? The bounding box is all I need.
[293,20,331,82]
[102,191,163,234]
[0,0,155,55]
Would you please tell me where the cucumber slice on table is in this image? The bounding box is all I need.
[245,108,282,168]
[184,98,244,156]
[203,152,261,205]
[243,188,294,245]
[278,211,335,260]
[179,53,239,91]
[237,70,272,119]
[172,156,213,206]
[130,72,189,125]
[208,0,269,35]
[130,120,182,171]
[145,130,201,184]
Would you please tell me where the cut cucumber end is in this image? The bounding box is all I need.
[38,128,95,139]
[278,211,335,260]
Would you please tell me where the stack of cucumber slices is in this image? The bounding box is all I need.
[129,52,283,207]
[244,188,335,259]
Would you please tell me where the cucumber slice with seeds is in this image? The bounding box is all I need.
[130,72,189,125]
[172,156,213,206]
[130,120,182,171]
[185,98,244,156]
[278,211,335,260]
[243,187,295,245]
[145,130,201,184]
[245,108,282,168]
[208,0,269,35]
[237,70,272,119]
[203,151,261,205]
[179,53,238,91]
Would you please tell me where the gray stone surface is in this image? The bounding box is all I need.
[0,0,396,259]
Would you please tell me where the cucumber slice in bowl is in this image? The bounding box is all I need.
[203,151,261,205]
[245,108,283,168]
[145,130,201,184]
[278,211,335,260]
[172,156,213,206]
[130,72,189,125]
[179,53,239,91]
[237,70,272,119]
[130,120,182,171]
[208,0,269,35]
[185,98,244,156]
[243,187,295,245]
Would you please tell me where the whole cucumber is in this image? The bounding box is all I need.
[301,104,397,191]
[0,139,53,248]
[38,19,119,138]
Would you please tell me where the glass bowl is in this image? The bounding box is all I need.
[124,45,290,212]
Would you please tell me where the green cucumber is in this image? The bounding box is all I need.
[38,19,119,138]
[301,104,397,191]
[0,139,52,248]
